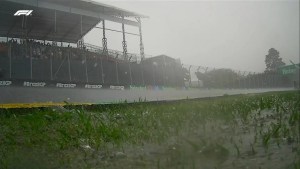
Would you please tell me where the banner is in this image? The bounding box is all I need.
[23,81,46,87]
[85,84,102,89]
[56,83,76,88]
[0,80,12,86]
[110,85,125,90]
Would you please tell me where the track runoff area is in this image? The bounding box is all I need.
[0,86,294,108]
[0,1,297,108]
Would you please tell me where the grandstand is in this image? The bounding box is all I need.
[0,0,185,88]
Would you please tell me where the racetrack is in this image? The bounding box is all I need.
[0,87,295,107]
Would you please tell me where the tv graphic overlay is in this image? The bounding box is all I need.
[14,10,33,16]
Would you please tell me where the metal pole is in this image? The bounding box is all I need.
[115,60,119,84]
[197,66,200,88]
[189,65,192,86]
[102,20,108,56]
[141,61,145,85]
[51,10,56,81]
[238,71,241,89]
[100,56,104,84]
[152,63,156,86]
[80,15,82,36]
[9,42,12,78]
[101,20,107,84]
[85,54,88,83]
[128,59,133,85]
[163,55,167,86]
[68,50,71,82]
[54,11,56,33]
[50,52,53,80]
[30,44,32,79]
[121,16,131,85]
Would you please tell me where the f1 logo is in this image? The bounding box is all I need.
[14,10,33,16]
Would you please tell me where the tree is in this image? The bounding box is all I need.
[265,48,285,73]
[195,68,240,88]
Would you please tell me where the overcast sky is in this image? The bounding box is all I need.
[84,0,299,72]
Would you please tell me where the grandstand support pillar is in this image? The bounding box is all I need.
[122,17,132,85]
[136,17,145,60]
[102,20,108,56]
[101,20,107,84]
[137,17,145,86]
[121,16,128,60]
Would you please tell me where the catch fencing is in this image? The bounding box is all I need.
[0,40,298,89]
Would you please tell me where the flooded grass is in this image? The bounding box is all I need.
[0,91,299,169]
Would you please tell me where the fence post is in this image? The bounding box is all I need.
[68,49,72,82]
[8,41,12,78]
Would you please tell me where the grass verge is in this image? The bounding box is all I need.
[0,90,299,169]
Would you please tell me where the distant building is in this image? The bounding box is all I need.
[142,55,184,87]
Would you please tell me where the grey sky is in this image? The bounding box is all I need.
[84,0,299,72]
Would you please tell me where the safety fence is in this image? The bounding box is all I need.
[0,40,298,89]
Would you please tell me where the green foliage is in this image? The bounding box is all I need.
[195,68,240,88]
[0,90,299,169]
[265,48,286,73]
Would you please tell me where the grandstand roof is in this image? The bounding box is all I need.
[0,0,146,43]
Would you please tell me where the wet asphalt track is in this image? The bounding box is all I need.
[0,87,294,104]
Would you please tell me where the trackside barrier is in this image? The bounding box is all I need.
[0,79,189,90]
